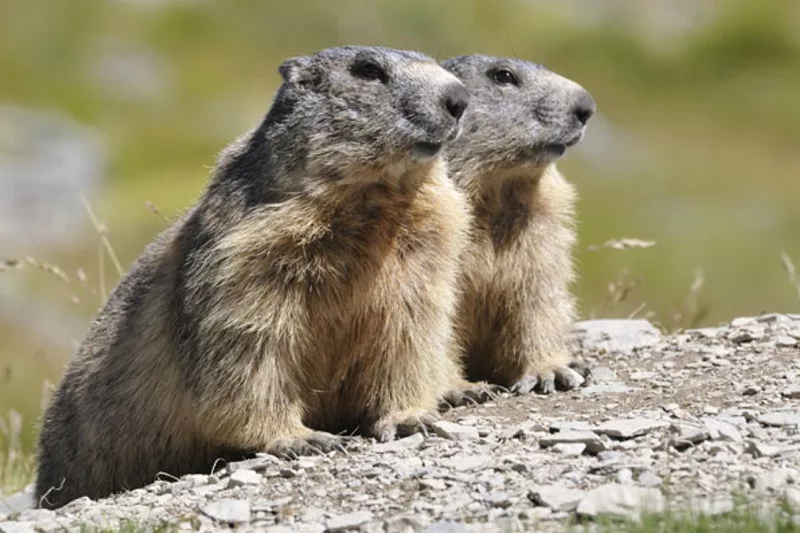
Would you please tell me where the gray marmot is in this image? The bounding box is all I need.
[35,46,471,509]
[440,55,595,395]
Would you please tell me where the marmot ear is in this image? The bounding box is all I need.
[279,56,313,86]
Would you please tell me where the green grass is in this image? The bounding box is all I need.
[79,520,178,533]
[0,410,34,494]
[587,502,800,533]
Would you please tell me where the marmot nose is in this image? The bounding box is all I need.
[442,83,469,121]
[572,90,596,125]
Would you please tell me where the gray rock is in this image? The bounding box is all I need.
[228,469,262,488]
[0,487,35,519]
[572,319,661,352]
[226,454,281,473]
[440,454,493,472]
[325,511,374,532]
[581,383,633,395]
[595,418,667,439]
[616,468,634,485]
[384,516,426,533]
[0,522,36,533]
[702,417,742,443]
[551,443,586,456]
[749,469,798,492]
[588,366,616,382]
[597,451,624,462]
[432,421,479,441]
[782,386,800,399]
[637,471,662,488]
[549,420,592,432]
[423,522,467,533]
[374,433,425,453]
[539,430,606,454]
[757,410,800,427]
[670,423,711,450]
[528,485,586,512]
[745,441,783,458]
[481,492,512,509]
[576,483,665,520]
[776,336,798,348]
[202,499,251,524]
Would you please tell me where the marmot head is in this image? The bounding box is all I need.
[441,55,595,178]
[255,46,469,181]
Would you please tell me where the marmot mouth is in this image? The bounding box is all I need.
[411,141,443,159]
[541,143,567,157]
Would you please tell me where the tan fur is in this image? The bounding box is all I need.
[440,54,595,395]
[455,164,578,386]
[34,46,471,508]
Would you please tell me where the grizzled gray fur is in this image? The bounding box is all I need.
[440,54,596,395]
[35,45,471,509]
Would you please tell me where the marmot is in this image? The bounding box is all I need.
[439,55,595,395]
[35,46,472,509]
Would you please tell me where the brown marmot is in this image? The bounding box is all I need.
[34,45,471,509]
[439,55,595,395]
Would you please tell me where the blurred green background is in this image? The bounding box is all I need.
[1,0,799,451]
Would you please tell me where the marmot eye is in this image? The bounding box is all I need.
[351,61,388,83]
[490,68,518,86]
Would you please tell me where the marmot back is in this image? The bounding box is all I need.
[35,45,471,509]
[440,54,595,395]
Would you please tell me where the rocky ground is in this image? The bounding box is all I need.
[1,314,800,532]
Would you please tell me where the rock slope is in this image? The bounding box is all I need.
[2,314,799,532]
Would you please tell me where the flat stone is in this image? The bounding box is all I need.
[440,454,493,471]
[589,366,616,382]
[748,468,798,491]
[638,471,662,488]
[0,487,35,519]
[549,420,592,432]
[539,430,606,454]
[528,485,586,512]
[595,418,667,439]
[572,319,661,352]
[576,483,664,520]
[702,417,742,443]
[202,499,251,524]
[551,443,586,456]
[325,511,374,532]
[423,522,468,533]
[670,423,711,450]
[629,371,658,381]
[616,468,634,485]
[597,451,624,462]
[745,441,783,458]
[0,522,36,533]
[227,469,262,488]
[757,410,800,427]
[226,454,281,473]
[432,421,479,441]
[776,336,798,347]
[581,383,633,396]
[731,317,757,327]
[781,386,800,399]
[374,433,425,453]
